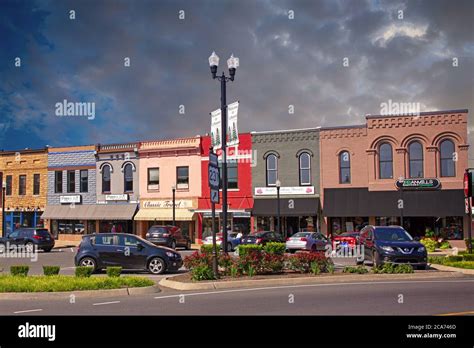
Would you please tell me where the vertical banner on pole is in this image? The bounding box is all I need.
[226,101,239,147]
[210,109,222,151]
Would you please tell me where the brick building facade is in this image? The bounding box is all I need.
[320,109,469,244]
[0,148,48,236]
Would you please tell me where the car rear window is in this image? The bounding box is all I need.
[149,227,168,234]
[292,232,311,238]
[35,229,51,237]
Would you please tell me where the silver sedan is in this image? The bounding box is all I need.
[285,232,330,253]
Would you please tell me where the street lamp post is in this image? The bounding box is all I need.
[172,184,176,227]
[2,181,5,238]
[209,51,239,253]
[276,179,281,238]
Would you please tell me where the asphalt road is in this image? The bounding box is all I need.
[2,277,473,315]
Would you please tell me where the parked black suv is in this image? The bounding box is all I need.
[358,225,427,269]
[74,233,183,274]
[240,231,285,246]
[0,228,55,253]
[145,225,191,250]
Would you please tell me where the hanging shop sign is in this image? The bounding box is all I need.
[395,178,441,190]
[105,194,129,201]
[226,101,239,147]
[59,195,81,204]
[142,200,194,209]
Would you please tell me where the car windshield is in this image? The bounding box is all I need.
[291,232,311,238]
[375,228,413,241]
[35,229,51,237]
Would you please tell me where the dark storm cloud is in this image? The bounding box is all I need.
[0,0,472,155]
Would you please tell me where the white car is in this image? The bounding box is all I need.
[203,232,240,251]
[285,232,329,253]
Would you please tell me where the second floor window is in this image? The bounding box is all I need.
[379,143,393,179]
[6,175,12,195]
[124,163,133,192]
[55,171,62,193]
[299,152,311,185]
[102,165,111,193]
[67,170,75,193]
[219,161,238,189]
[80,170,88,193]
[33,174,40,195]
[266,154,278,186]
[408,141,424,178]
[147,168,159,190]
[339,151,351,184]
[440,139,455,177]
[19,175,26,195]
[177,166,189,189]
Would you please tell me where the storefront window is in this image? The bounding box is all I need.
[67,170,75,193]
[100,220,131,233]
[102,165,111,193]
[440,139,455,177]
[58,220,87,234]
[299,152,311,185]
[176,166,189,189]
[375,216,400,226]
[408,141,423,178]
[266,154,278,186]
[339,151,351,184]
[124,164,133,192]
[379,143,393,179]
[331,217,368,235]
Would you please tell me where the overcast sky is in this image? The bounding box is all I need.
[0,0,473,160]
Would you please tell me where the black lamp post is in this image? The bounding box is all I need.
[2,181,5,238]
[209,51,239,253]
[276,179,281,238]
[172,184,176,227]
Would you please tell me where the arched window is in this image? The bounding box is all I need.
[266,154,278,186]
[339,151,351,184]
[379,143,393,179]
[124,163,133,192]
[440,139,455,177]
[299,152,311,185]
[102,165,111,193]
[408,141,424,178]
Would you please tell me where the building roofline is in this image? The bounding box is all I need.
[365,109,468,119]
[251,127,321,135]
[0,147,48,155]
[319,124,366,131]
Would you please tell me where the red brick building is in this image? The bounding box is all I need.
[196,133,254,243]
[320,109,469,246]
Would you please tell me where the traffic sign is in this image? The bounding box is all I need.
[208,165,220,189]
[210,188,220,204]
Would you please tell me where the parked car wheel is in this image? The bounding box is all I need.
[416,264,428,270]
[148,257,166,274]
[79,257,97,272]
[170,240,176,250]
[25,242,35,253]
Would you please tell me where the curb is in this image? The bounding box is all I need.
[0,285,160,300]
[429,263,474,275]
[159,270,464,291]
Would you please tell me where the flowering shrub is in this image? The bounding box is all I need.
[420,238,437,252]
[288,252,332,274]
[184,251,212,270]
[260,253,286,274]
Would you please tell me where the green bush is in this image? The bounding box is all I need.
[443,261,474,270]
[446,255,463,262]
[465,239,472,250]
[439,241,451,249]
[43,266,60,276]
[75,266,94,278]
[263,242,286,255]
[429,256,446,265]
[191,265,216,281]
[10,265,29,277]
[343,266,369,274]
[462,254,474,261]
[106,267,122,278]
[373,263,414,274]
[288,252,331,274]
[200,244,218,254]
[237,244,263,257]
[0,275,153,292]
[420,238,437,252]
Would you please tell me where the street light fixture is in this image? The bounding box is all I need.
[171,184,176,227]
[276,179,281,238]
[208,51,239,253]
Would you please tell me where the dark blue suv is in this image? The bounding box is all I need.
[74,233,183,274]
[358,226,428,269]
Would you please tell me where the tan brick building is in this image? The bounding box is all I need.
[0,148,48,236]
[320,109,470,246]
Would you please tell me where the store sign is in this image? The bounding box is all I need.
[395,178,441,190]
[254,186,315,196]
[105,194,129,201]
[60,195,81,204]
[142,200,194,209]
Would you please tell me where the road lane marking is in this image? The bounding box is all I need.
[92,301,121,306]
[437,310,474,316]
[155,279,474,299]
[14,309,43,314]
